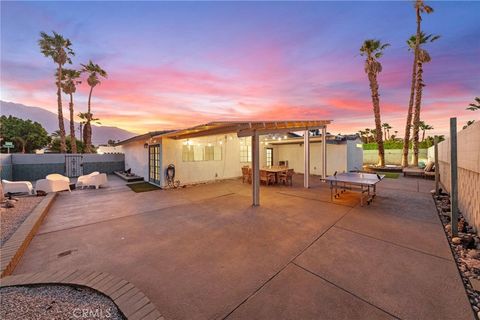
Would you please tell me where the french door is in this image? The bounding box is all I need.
[149,144,161,185]
[266,148,273,167]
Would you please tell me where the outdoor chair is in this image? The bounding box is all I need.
[35,174,71,193]
[1,179,34,195]
[241,166,251,184]
[76,172,108,189]
[279,169,294,186]
[260,170,275,186]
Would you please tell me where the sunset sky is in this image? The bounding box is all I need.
[1,1,479,136]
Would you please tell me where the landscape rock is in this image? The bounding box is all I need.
[452,237,462,245]
[4,200,15,208]
[468,250,480,259]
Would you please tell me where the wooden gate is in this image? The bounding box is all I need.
[65,155,84,177]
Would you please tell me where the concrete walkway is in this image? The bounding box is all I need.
[13,175,472,319]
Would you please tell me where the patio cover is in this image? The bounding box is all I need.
[157,120,331,140]
[155,120,332,206]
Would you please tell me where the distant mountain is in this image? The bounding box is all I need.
[0,101,135,145]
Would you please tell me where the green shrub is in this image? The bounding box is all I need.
[363,140,434,150]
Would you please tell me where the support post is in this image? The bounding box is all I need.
[322,126,327,179]
[252,131,260,206]
[449,118,458,236]
[304,130,310,188]
[434,135,439,196]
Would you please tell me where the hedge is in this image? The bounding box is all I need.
[363,140,433,150]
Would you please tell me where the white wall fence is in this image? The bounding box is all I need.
[429,121,480,231]
[0,153,124,181]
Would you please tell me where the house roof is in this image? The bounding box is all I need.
[116,120,332,145]
[157,120,332,140]
[115,130,174,146]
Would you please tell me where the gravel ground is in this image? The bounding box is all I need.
[0,284,125,320]
[0,196,43,246]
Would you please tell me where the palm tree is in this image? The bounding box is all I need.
[419,121,433,141]
[464,97,480,129]
[80,61,107,153]
[364,128,371,143]
[360,39,389,167]
[38,31,74,153]
[410,32,440,165]
[467,97,480,111]
[78,112,101,146]
[401,1,434,167]
[59,68,81,153]
[382,123,392,140]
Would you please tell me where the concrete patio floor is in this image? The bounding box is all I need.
[13,175,472,319]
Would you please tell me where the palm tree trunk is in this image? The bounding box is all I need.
[84,86,94,153]
[69,94,77,153]
[401,7,421,167]
[56,64,67,153]
[412,61,424,166]
[422,130,425,142]
[368,72,385,167]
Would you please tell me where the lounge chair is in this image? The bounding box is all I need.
[2,180,34,195]
[402,161,435,179]
[76,172,108,189]
[35,174,71,193]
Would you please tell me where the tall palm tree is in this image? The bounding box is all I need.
[360,39,389,167]
[419,121,433,141]
[59,69,81,153]
[401,0,434,167]
[410,32,440,165]
[38,31,74,153]
[80,61,107,153]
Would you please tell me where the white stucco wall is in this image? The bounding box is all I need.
[120,140,149,180]
[272,142,348,176]
[161,134,245,187]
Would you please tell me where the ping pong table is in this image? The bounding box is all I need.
[325,172,385,206]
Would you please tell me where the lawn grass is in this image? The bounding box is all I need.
[127,182,161,193]
[377,172,400,179]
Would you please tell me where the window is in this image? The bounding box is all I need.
[266,148,273,166]
[182,144,222,162]
[205,145,214,161]
[239,137,252,163]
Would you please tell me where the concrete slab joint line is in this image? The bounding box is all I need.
[0,193,57,278]
[0,270,163,320]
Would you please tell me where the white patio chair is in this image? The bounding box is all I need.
[2,179,34,195]
[35,174,71,193]
[76,172,108,189]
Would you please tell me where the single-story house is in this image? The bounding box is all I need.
[116,121,363,205]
